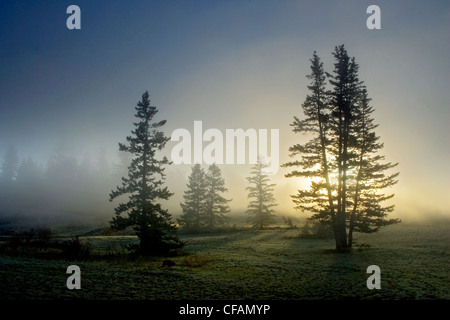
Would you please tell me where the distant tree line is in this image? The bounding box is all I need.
[0,144,130,221]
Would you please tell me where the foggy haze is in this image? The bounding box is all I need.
[1,1,449,227]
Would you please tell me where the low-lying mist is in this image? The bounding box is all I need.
[1,142,448,232]
[0,144,126,227]
[0,144,305,231]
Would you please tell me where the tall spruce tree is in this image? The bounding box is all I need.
[347,88,400,246]
[283,46,399,252]
[246,160,277,229]
[178,164,207,230]
[204,164,231,228]
[109,91,183,255]
[284,51,334,225]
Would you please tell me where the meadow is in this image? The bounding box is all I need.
[0,222,448,300]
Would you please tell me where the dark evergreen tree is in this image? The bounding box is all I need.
[347,88,399,246]
[326,44,366,250]
[246,160,277,229]
[283,46,399,252]
[109,91,183,255]
[283,51,335,228]
[178,164,207,230]
[204,164,231,228]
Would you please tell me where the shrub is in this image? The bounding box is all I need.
[299,219,334,239]
[282,216,297,229]
[36,227,52,244]
[60,236,92,259]
[352,240,371,251]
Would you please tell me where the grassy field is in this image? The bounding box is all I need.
[0,223,448,300]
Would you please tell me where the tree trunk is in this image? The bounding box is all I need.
[139,232,152,255]
[334,214,348,252]
[348,225,354,248]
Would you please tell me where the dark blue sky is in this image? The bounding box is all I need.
[0,0,449,218]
